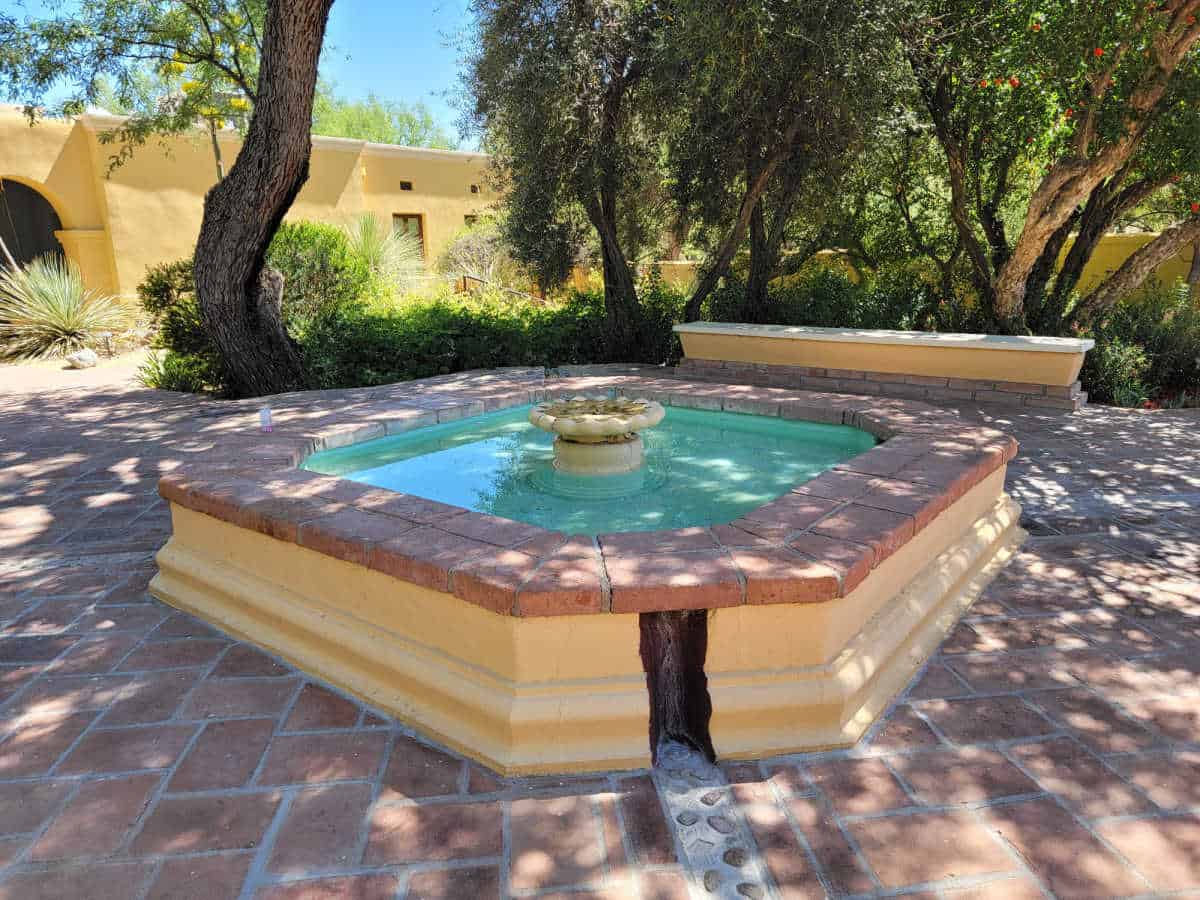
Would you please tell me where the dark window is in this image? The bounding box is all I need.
[392,214,424,258]
[470,184,480,194]
[399,181,414,191]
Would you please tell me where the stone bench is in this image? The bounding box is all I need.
[674,323,1095,410]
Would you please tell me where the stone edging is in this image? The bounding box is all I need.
[157,371,1018,618]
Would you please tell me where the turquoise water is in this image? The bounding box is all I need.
[302,405,876,535]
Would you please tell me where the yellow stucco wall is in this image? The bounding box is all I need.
[1,104,1193,302]
[0,106,493,298]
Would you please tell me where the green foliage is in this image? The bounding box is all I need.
[0,255,127,359]
[436,219,528,292]
[302,279,688,389]
[265,222,374,325]
[1079,337,1150,407]
[342,214,426,297]
[312,85,456,149]
[0,0,264,169]
[1081,279,1200,405]
[137,350,224,393]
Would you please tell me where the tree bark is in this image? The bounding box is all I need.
[1187,238,1200,299]
[743,200,772,322]
[639,611,715,764]
[1074,217,1200,322]
[193,0,333,398]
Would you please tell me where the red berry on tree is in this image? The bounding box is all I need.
[1009,76,1020,87]
[1032,22,1042,31]
[1191,202,1199,214]
[1094,47,1105,57]
[1064,107,1074,118]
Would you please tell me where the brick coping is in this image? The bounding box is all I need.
[157,371,1017,618]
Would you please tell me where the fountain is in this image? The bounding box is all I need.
[528,395,666,475]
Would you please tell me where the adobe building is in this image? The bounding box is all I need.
[0,105,493,298]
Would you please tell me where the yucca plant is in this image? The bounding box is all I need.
[0,255,127,359]
[343,213,426,296]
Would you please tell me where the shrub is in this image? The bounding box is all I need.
[1079,336,1150,407]
[137,350,225,393]
[0,255,127,359]
[1085,280,1200,400]
[266,221,374,325]
[342,214,425,297]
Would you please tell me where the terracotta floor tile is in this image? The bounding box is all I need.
[255,874,400,900]
[891,747,1038,805]
[510,794,607,890]
[850,810,1016,889]
[805,757,912,815]
[144,852,254,900]
[1009,737,1150,817]
[0,861,153,900]
[169,718,276,791]
[916,696,1057,744]
[0,710,97,776]
[983,798,1148,897]
[1098,815,1200,891]
[787,797,875,895]
[257,731,388,785]
[364,800,502,864]
[181,676,299,719]
[267,783,373,873]
[56,722,196,774]
[1028,687,1160,753]
[282,682,360,730]
[617,774,676,864]
[1110,751,1200,811]
[130,791,281,855]
[738,796,824,899]
[378,733,464,799]
[0,780,73,833]
[29,772,159,860]
[406,866,501,900]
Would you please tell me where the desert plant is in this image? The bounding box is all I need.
[0,255,127,359]
[343,213,425,297]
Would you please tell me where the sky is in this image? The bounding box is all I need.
[2,0,476,146]
[322,0,473,145]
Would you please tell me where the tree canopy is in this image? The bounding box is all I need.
[312,85,457,148]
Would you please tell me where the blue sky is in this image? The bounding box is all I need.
[323,0,472,145]
[3,0,474,145]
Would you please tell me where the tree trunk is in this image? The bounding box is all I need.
[1188,238,1200,299]
[207,119,226,182]
[639,611,715,765]
[1074,217,1200,323]
[742,201,772,322]
[586,190,643,360]
[683,116,807,322]
[193,0,333,398]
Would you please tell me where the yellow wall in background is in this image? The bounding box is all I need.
[0,106,492,298]
[1,104,1194,304]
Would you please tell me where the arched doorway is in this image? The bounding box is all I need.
[0,179,64,270]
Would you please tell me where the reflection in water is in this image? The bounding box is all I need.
[302,406,876,535]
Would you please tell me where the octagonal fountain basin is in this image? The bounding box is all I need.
[299,403,877,534]
[150,377,1023,774]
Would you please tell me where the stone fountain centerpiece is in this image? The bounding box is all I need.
[529,396,666,475]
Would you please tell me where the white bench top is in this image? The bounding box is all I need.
[673,322,1094,354]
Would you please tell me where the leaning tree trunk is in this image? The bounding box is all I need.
[1073,217,1200,324]
[1188,238,1200,299]
[193,0,334,397]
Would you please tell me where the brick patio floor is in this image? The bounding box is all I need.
[2,368,1199,899]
